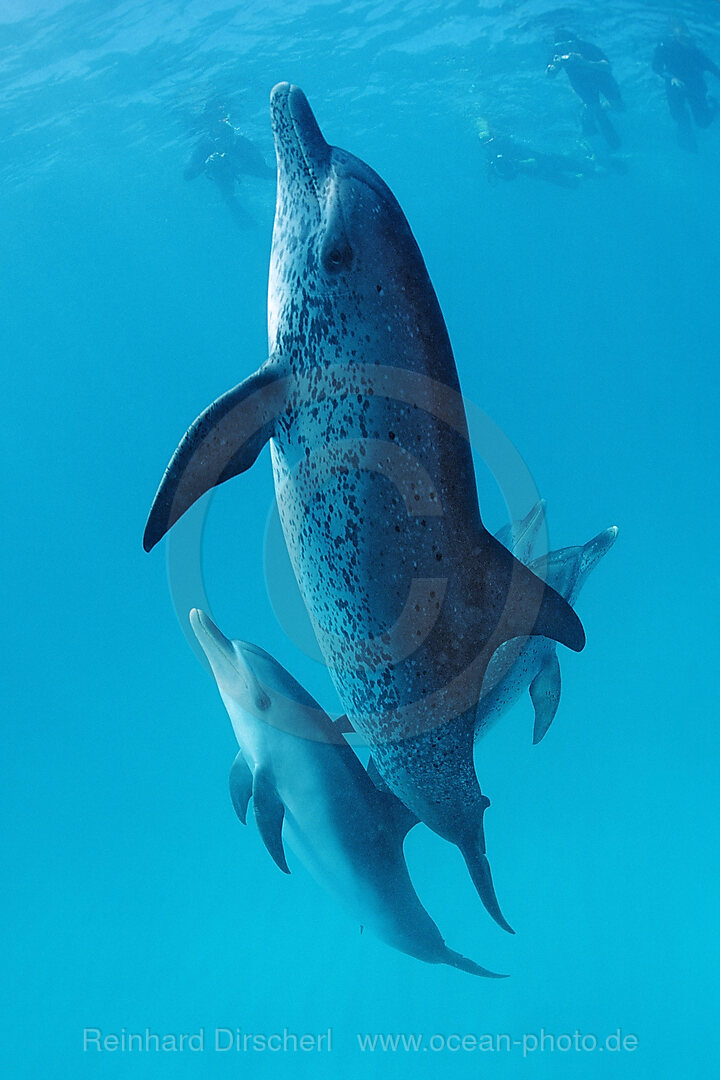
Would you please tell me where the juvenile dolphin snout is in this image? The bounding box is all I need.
[190,608,233,662]
[191,609,271,713]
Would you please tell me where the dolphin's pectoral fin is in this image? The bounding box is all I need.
[485,532,585,654]
[143,359,288,552]
[529,653,561,745]
[229,751,253,825]
[252,771,290,874]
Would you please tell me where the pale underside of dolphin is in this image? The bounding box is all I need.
[190,608,504,977]
[482,506,618,745]
[143,83,586,934]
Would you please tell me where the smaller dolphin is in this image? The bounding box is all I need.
[190,609,505,977]
[478,521,618,744]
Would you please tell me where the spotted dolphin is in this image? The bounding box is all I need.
[144,84,585,933]
[480,516,618,744]
[189,608,504,977]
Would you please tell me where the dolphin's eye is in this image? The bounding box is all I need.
[321,240,353,274]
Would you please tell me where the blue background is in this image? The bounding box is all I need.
[2,1,719,1077]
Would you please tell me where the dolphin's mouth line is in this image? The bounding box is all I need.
[273,86,323,205]
[288,105,322,203]
[190,608,235,667]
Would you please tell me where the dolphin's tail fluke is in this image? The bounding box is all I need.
[458,794,514,934]
[444,948,508,979]
[461,846,515,935]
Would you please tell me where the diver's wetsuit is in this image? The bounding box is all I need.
[484,135,602,189]
[184,116,275,223]
[547,36,624,149]
[652,34,720,150]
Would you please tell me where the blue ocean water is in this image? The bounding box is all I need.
[3,1,719,1077]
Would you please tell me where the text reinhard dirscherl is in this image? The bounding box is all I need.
[83,1029,332,1053]
[82,1027,639,1057]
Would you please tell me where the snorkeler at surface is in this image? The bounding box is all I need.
[547,28,625,150]
[184,98,275,225]
[652,21,720,151]
[476,120,624,189]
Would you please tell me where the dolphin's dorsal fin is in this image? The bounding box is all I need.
[143,358,288,551]
[252,770,290,874]
[229,751,253,825]
[529,653,561,744]
[485,532,585,654]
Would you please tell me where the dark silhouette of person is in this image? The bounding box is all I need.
[476,120,625,189]
[547,28,625,150]
[652,21,720,151]
[184,99,275,224]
